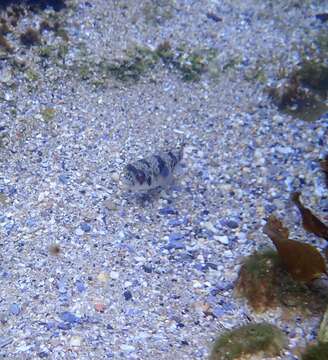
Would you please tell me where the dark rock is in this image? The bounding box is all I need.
[206,12,222,22]
[38,352,49,358]
[142,265,153,273]
[123,290,132,301]
[316,13,328,22]
[225,219,239,229]
[159,207,178,215]
[20,28,40,46]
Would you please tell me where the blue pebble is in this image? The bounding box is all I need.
[206,295,217,305]
[80,223,91,232]
[9,303,20,315]
[2,271,10,279]
[4,223,15,235]
[210,287,220,296]
[213,306,225,318]
[202,229,214,240]
[8,187,17,196]
[265,203,277,213]
[194,263,206,271]
[57,322,72,330]
[169,233,184,241]
[168,218,183,227]
[166,240,185,250]
[59,311,81,324]
[58,175,69,184]
[38,351,49,358]
[26,218,37,227]
[57,279,67,294]
[225,220,239,229]
[46,321,56,330]
[75,280,86,293]
[222,302,235,312]
[159,207,178,215]
[123,290,132,301]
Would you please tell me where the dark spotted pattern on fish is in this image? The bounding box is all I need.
[120,144,184,191]
[126,164,145,185]
[154,155,170,177]
[167,151,178,168]
[139,159,152,170]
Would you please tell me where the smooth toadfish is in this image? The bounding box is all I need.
[120,145,184,191]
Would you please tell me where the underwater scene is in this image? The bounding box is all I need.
[0,0,327,359]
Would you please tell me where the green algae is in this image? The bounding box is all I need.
[41,107,56,121]
[72,43,219,84]
[107,46,159,81]
[302,342,328,360]
[209,323,287,360]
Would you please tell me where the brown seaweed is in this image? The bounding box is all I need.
[291,192,328,240]
[263,215,327,283]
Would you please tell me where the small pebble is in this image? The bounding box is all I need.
[70,335,82,347]
[9,303,20,316]
[169,233,184,241]
[58,175,69,184]
[97,272,109,282]
[166,239,185,250]
[159,207,178,215]
[123,290,132,301]
[203,221,217,233]
[0,337,12,348]
[193,280,202,288]
[75,280,86,293]
[120,344,135,352]
[214,235,229,245]
[142,265,153,273]
[38,352,49,358]
[94,303,106,312]
[80,223,91,232]
[75,228,84,236]
[57,322,72,330]
[109,271,119,280]
[225,219,239,229]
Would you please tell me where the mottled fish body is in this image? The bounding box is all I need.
[120,145,184,191]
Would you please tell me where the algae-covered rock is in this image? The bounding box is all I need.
[302,342,328,360]
[269,60,328,121]
[209,323,287,360]
[235,250,279,312]
[235,249,328,314]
